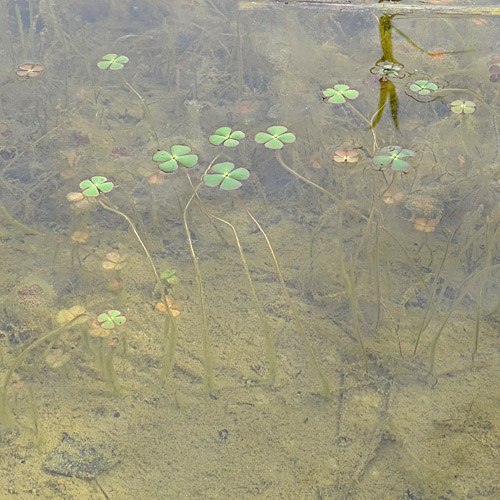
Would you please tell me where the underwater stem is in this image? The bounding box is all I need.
[182,174,217,395]
[274,149,367,221]
[97,197,179,385]
[189,176,278,385]
[118,72,159,148]
[240,200,330,397]
[1,314,90,427]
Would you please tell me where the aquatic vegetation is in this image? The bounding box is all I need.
[414,218,439,233]
[70,231,89,244]
[254,126,296,149]
[95,310,126,330]
[333,148,360,163]
[56,306,87,325]
[209,127,245,147]
[382,190,405,205]
[450,99,476,114]
[152,145,198,173]
[102,252,127,271]
[97,53,159,146]
[370,61,405,79]
[242,204,330,396]
[322,84,359,103]
[97,54,129,71]
[156,296,182,318]
[372,145,416,172]
[16,63,45,78]
[160,269,177,285]
[72,174,179,390]
[89,311,127,392]
[1,313,90,427]
[203,162,250,190]
[488,54,500,82]
[408,80,438,96]
[79,176,114,197]
[66,192,95,209]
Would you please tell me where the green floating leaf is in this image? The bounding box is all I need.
[372,146,416,173]
[450,99,476,114]
[254,126,296,149]
[409,80,438,96]
[153,145,198,173]
[79,176,114,197]
[323,84,359,104]
[97,54,129,71]
[209,127,246,147]
[203,162,250,190]
[97,309,126,329]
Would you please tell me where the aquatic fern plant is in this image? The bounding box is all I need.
[372,146,416,173]
[209,127,245,147]
[322,84,359,103]
[153,146,198,173]
[255,126,296,149]
[203,162,249,190]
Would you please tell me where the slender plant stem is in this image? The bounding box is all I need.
[97,197,179,386]
[274,149,368,221]
[188,175,278,385]
[1,314,90,427]
[337,170,367,369]
[429,263,500,373]
[240,199,330,397]
[182,173,217,395]
[118,72,159,148]
[0,197,44,236]
[413,230,454,356]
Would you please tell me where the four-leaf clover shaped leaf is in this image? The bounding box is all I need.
[450,100,476,114]
[323,84,359,104]
[255,126,296,150]
[97,310,127,330]
[409,80,438,96]
[203,162,250,190]
[97,54,129,71]
[79,176,114,197]
[209,127,245,147]
[152,145,198,173]
[371,61,405,79]
[372,146,416,173]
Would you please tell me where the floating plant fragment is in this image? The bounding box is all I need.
[156,296,182,318]
[370,61,405,79]
[333,148,359,164]
[97,54,129,71]
[406,79,443,102]
[209,127,245,147]
[56,306,87,325]
[409,80,438,96]
[414,218,439,233]
[66,192,94,209]
[102,252,127,271]
[16,63,45,78]
[153,145,198,173]
[203,162,250,190]
[322,84,359,104]
[96,310,126,330]
[71,231,89,244]
[79,176,114,197]
[450,100,476,114]
[373,146,416,173]
[255,126,296,149]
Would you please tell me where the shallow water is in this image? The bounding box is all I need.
[1,0,500,498]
